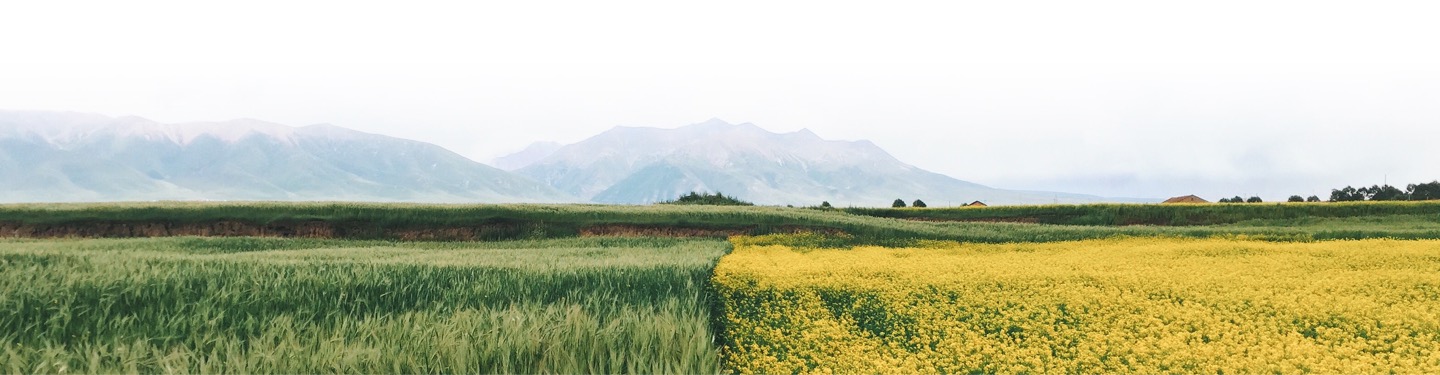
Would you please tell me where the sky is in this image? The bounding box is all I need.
[2,1,1438,201]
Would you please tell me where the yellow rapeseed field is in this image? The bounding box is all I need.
[712,236,1440,374]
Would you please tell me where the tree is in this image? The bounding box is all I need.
[1409,181,1440,201]
[1330,186,1363,202]
[1217,198,1231,203]
[912,199,927,208]
[892,199,907,208]
[1246,196,1263,203]
[1306,195,1321,202]
[1370,184,1407,201]
[1230,196,1245,204]
[820,201,833,209]
[1287,195,1304,202]
[1356,186,1373,200]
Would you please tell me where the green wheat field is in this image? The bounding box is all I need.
[1,236,726,373]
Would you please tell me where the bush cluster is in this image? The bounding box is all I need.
[662,191,754,206]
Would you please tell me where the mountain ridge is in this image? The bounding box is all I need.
[490,141,563,171]
[3,111,1151,206]
[514,119,1144,206]
[0,110,575,203]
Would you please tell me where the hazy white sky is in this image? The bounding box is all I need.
[3,1,1438,200]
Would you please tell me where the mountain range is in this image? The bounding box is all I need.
[0,111,571,203]
[509,118,1136,206]
[1,111,1147,205]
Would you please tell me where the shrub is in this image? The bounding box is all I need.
[662,191,754,206]
[1288,195,1304,203]
[892,199,907,208]
[1246,196,1263,203]
[912,199,927,208]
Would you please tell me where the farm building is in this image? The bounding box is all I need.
[965,201,988,207]
[1162,195,1209,204]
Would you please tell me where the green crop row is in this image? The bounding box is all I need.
[0,237,728,374]
[3,202,1439,246]
[844,201,1440,226]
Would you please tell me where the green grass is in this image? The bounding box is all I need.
[0,202,899,240]
[0,237,728,373]
[845,201,1440,226]
[3,202,1439,246]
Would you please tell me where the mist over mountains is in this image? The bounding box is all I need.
[512,118,1137,206]
[490,142,562,171]
[1,111,1147,205]
[0,111,572,203]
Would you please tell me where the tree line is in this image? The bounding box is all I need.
[892,199,927,208]
[1327,181,1440,202]
[1217,196,1275,203]
[670,181,1440,208]
[1218,181,1440,204]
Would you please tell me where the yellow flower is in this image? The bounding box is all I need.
[714,236,1440,373]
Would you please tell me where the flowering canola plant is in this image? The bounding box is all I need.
[712,236,1440,374]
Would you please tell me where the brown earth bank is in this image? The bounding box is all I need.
[0,221,847,240]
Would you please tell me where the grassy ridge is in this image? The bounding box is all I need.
[3,202,1439,245]
[0,202,861,228]
[0,237,727,373]
[0,202,886,240]
[844,201,1440,226]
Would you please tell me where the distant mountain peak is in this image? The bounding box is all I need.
[144,119,300,145]
[296,123,375,140]
[684,118,768,132]
[520,119,949,204]
[491,141,564,171]
[791,128,820,139]
[0,110,575,203]
[518,119,1135,206]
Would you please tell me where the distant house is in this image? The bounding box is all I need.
[965,201,988,207]
[1162,195,1209,204]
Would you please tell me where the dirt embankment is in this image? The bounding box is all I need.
[0,221,847,240]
